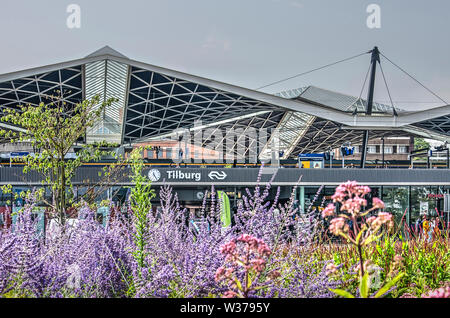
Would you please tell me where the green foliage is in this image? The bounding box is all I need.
[359,272,370,298]
[0,184,45,205]
[91,140,120,148]
[414,138,430,151]
[413,138,431,161]
[373,236,397,281]
[330,267,405,298]
[321,236,449,298]
[374,273,405,298]
[128,147,156,270]
[330,288,355,298]
[396,239,449,296]
[2,275,35,298]
[0,93,117,223]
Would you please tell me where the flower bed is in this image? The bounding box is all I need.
[0,178,448,298]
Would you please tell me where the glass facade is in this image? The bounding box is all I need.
[297,185,450,227]
[382,186,409,225]
[409,186,447,221]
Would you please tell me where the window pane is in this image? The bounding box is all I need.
[382,186,409,232]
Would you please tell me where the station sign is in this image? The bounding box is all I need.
[147,168,228,182]
[298,153,324,169]
[427,193,445,199]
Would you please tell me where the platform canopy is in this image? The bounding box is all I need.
[0,46,449,158]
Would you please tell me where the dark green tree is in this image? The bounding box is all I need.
[414,138,430,151]
[413,138,431,162]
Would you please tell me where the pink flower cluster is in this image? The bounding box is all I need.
[219,234,271,261]
[422,286,450,298]
[237,234,271,258]
[219,240,236,255]
[329,217,349,235]
[321,204,335,218]
[214,267,234,282]
[215,234,274,298]
[331,181,371,205]
[223,291,238,298]
[325,263,338,276]
[366,212,394,230]
[327,181,385,218]
[372,197,385,210]
[216,234,272,283]
[323,181,393,248]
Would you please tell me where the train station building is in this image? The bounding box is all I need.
[1,46,450,227]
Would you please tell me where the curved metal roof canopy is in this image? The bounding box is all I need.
[0,46,449,158]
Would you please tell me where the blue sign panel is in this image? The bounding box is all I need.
[10,152,29,157]
[96,206,110,227]
[12,206,45,237]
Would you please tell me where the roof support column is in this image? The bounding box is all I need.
[360,46,380,168]
[360,130,369,168]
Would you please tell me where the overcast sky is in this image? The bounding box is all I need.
[0,0,449,110]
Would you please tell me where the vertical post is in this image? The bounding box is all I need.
[360,131,369,168]
[408,186,412,228]
[185,139,187,162]
[360,47,380,169]
[366,47,380,116]
[447,148,449,169]
[330,151,333,169]
[381,137,385,167]
[299,186,305,214]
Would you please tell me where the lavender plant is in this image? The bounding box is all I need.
[127,166,336,298]
[0,167,362,298]
[0,193,132,298]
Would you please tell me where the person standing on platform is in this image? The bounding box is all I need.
[422,215,432,242]
[415,216,422,237]
[432,217,441,240]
